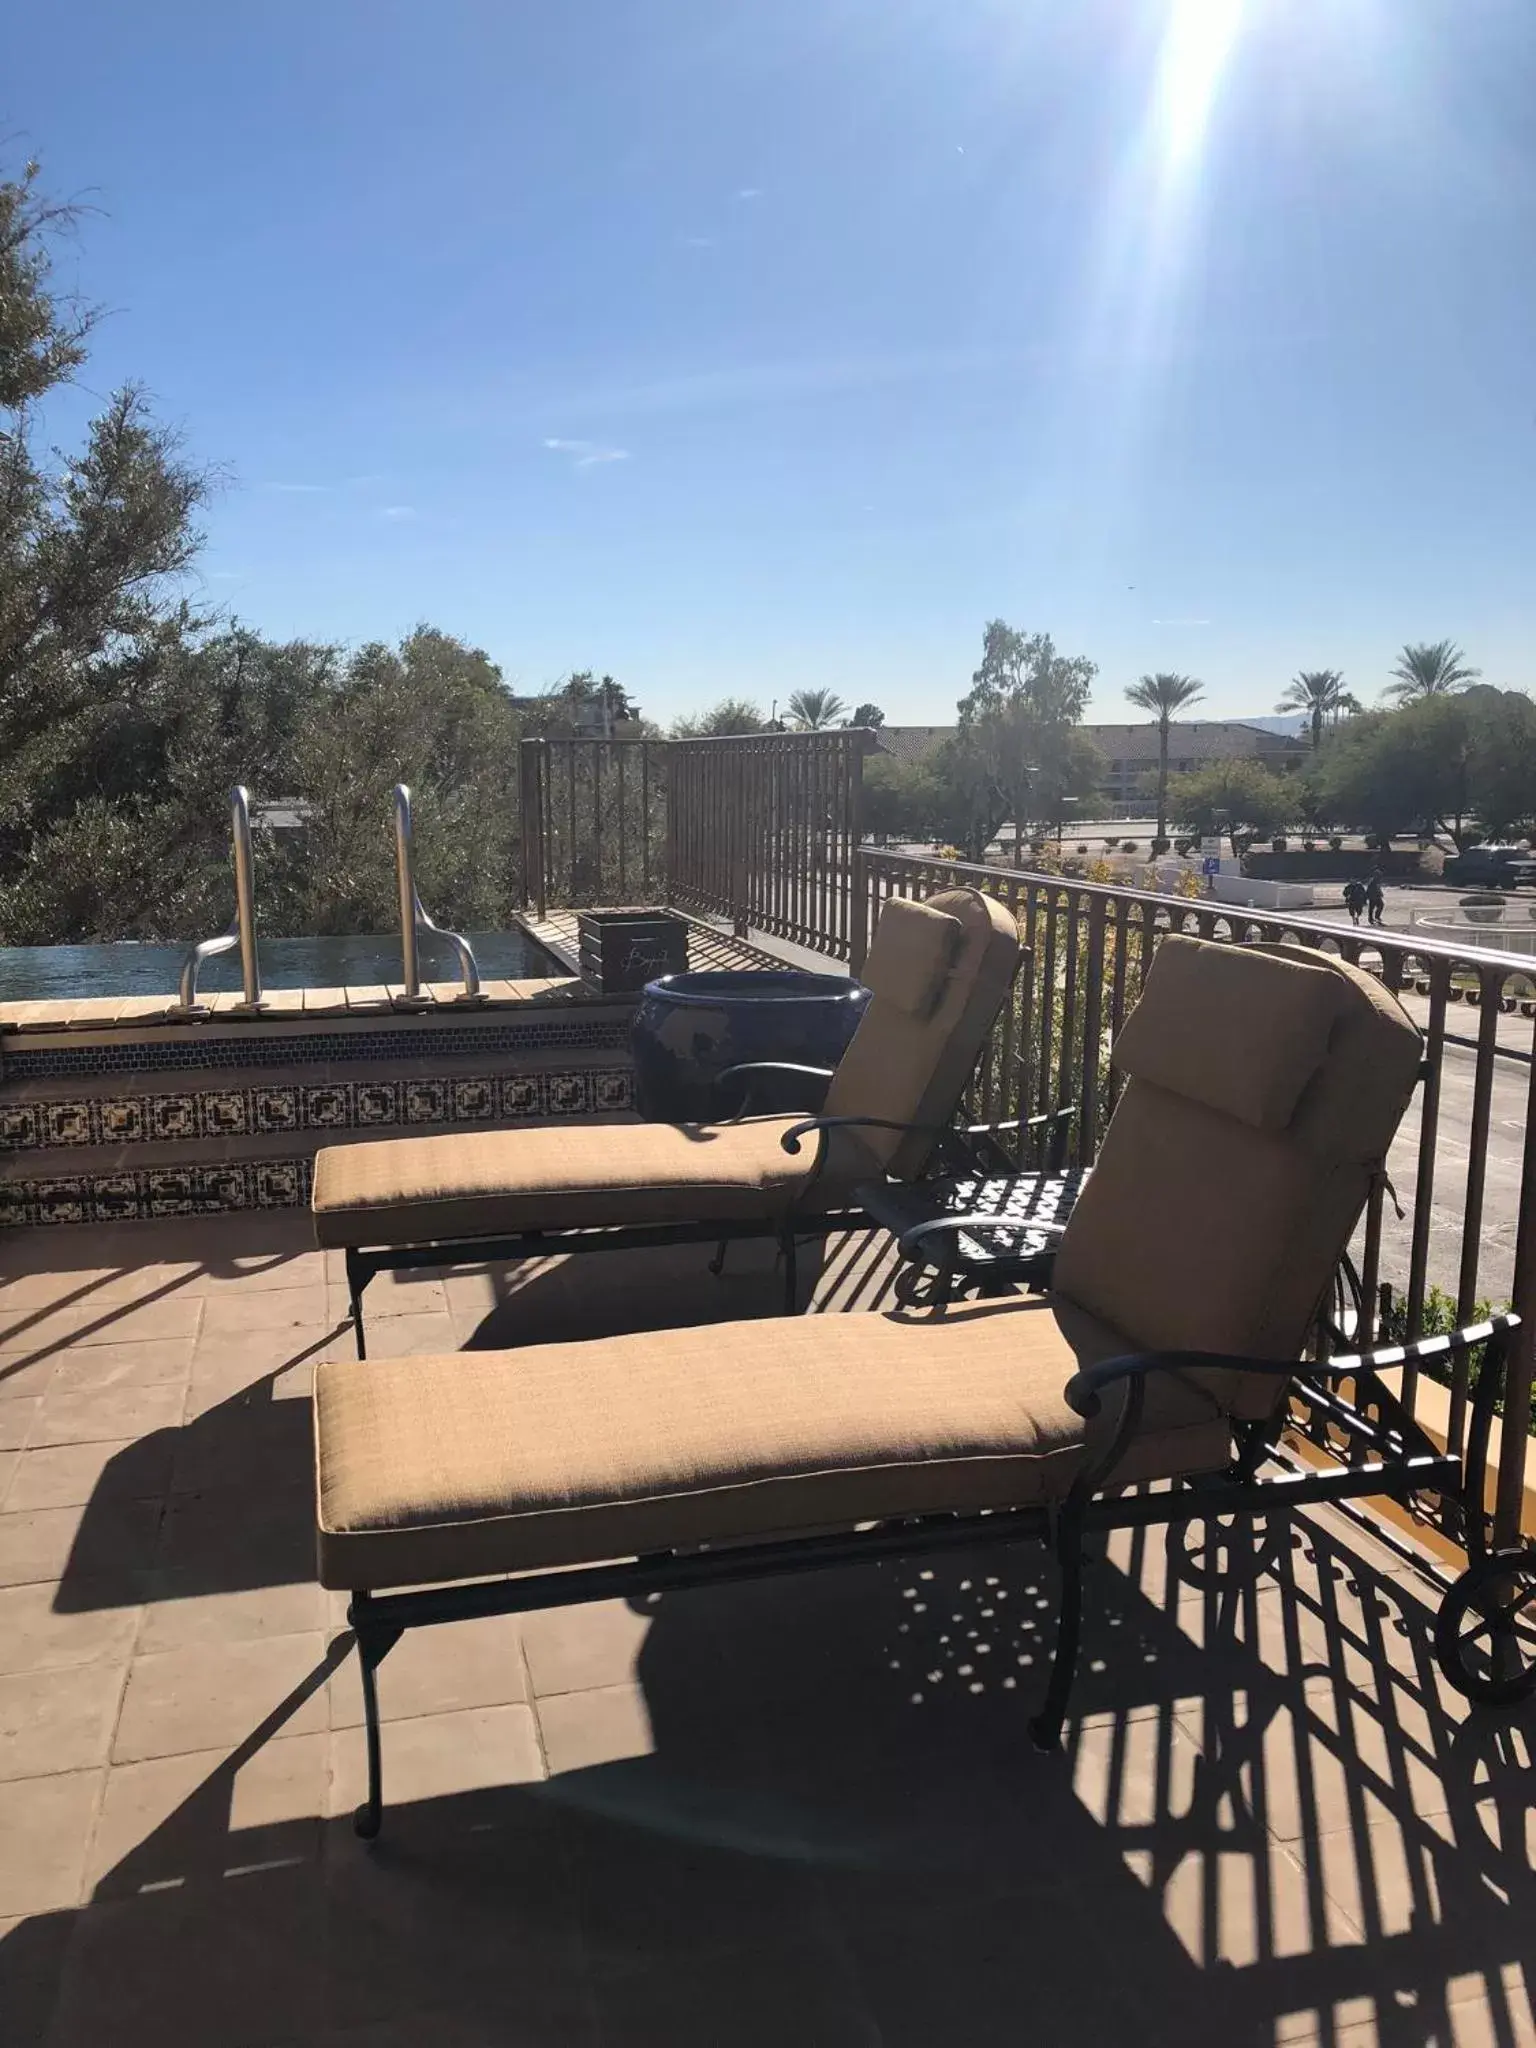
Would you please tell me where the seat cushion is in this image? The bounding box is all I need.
[313,1296,1233,1589]
[311,1117,875,1250]
[860,895,964,1018]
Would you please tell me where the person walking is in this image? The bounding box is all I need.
[1365,866,1386,928]
[1343,879,1367,926]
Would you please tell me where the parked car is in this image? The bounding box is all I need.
[1442,845,1536,889]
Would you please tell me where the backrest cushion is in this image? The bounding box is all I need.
[1051,939,1422,1420]
[859,896,964,1018]
[824,886,1020,1177]
[1111,934,1348,1131]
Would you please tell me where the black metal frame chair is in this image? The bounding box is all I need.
[345,1311,1513,1839]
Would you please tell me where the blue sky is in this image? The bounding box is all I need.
[10,0,1534,725]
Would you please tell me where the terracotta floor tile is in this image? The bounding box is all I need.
[519,1597,654,1697]
[87,1732,327,1897]
[0,1395,40,1449]
[0,1907,75,2048]
[46,1338,196,1391]
[0,1769,104,1914]
[199,1285,330,1336]
[589,1935,877,2048]
[327,1704,544,1817]
[3,1436,171,1514]
[0,1355,61,1400]
[5,1294,202,1352]
[205,1250,329,1294]
[0,1448,16,1502]
[169,1395,312,1492]
[329,1273,451,1321]
[0,1497,161,1588]
[113,1633,331,1763]
[43,1866,327,2048]
[32,1380,185,1449]
[154,1482,312,1584]
[0,1581,143,1676]
[0,1662,125,1781]
[337,1311,458,1360]
[136,1573,328,1654]
[536,1681,655,1775]
[328,1614,527,1727]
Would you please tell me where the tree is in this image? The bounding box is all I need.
[1169,759,1296,854]
[1384,640,1480,703]
[1124,671,1204,840]
[1277,669,1352,750]
[849,701,885,729]
[1315,697,1474,847]
[786,686,847,730]
[957,621,1097,860]
[1464,688,1536,842]
[0,163,215,890]
[670,698,766,738]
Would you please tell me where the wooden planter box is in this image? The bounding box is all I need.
[576,909,689,995]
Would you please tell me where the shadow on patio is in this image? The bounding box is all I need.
[2,1219,1534,2045]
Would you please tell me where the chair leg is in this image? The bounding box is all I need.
[345,1249,369,1361]
[349,1597,403,1840]
[708,1239,729,1277]
[1028,1507,1085,1752]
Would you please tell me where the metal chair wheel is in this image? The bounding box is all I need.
[1435,1549,1536,1708]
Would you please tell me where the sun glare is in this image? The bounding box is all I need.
[1155,0,1247,177]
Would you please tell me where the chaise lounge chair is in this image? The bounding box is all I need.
[312,933,1513,1838]
[312,887,1025,1351]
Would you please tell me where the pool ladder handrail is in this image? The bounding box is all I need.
[393,784,482,1005]
[174,788,263,1015]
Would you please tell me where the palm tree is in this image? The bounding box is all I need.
[786,687,847,730]
[1124,671,1204,843]
[1384,640,1480,703]
[1276,668,1350,749]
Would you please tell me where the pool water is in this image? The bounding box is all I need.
[0,929,561,1002]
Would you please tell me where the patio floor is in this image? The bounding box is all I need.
[1,1211,1533,2047]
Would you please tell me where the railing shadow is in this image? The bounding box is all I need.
[13,1503,1536,2044]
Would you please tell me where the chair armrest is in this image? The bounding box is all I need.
[780,1114,950,1157]
[897,1213,1070,1259]
[1063,1314,1518,1421]
[715,1062,835,1116]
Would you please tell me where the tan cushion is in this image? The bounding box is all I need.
[1111,934,1348,1132]
[313,1295,1232,1590]
[311,1117,876,1250]
[826,887,1020,1176]
[1053,942,1422,1421]
[859,895,963,1018]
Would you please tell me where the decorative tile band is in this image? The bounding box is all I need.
[0,1012,629,1082]
[1,1065,632,1154]
[0,1066,633,1227]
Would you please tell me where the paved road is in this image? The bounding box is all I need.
[1376,1034,1529,1313]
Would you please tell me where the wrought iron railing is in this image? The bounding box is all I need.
[518,737,665,921]
[666,729,872,966]
[855,849,1536,1546]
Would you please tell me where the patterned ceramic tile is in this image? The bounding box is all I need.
[100,1098,146,1143]
[148,1094,199,1143]
[500,1076,541,1118]
[253,1160,306,1208]
[302,1085,349,1130]
[354,1081,400,1126]
[593,1071,632,1112]
[0,1184,35,1227]
[452,1077,496,1120]
[43,1101,95,1147]
[404,1080,447,1124]
[546,1073,589,1114]
[0,1103,41,1150]
[200,1090,249,1137]
[199,1164,248,1211]
[251,1086,300,1133]
[146,1167,198,1217]
[92,1175,143,1223]
[34,1179,88,1226]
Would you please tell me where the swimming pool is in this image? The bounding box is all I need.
[0,928,562,1002]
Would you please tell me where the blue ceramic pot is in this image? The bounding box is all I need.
[630,970,871,1122]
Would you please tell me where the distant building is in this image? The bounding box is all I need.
[875,719,1309,807]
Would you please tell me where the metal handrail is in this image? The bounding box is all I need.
[392,784,481,1003]
[175,787,262,1013]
